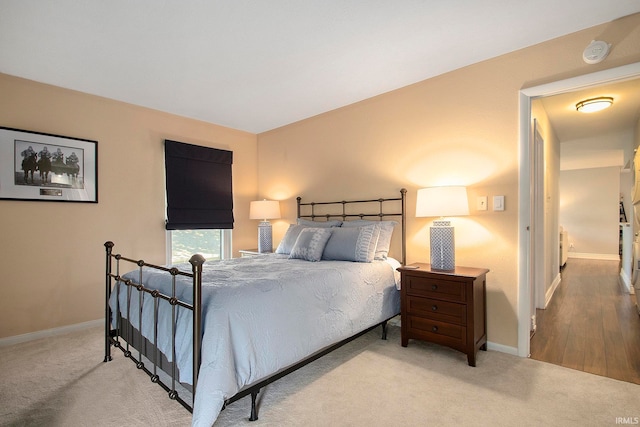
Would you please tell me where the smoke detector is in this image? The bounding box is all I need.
[582,40,611,64]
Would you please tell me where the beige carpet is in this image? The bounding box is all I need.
[1,322,638,426]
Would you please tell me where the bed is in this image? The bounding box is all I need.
[104,189,406,426]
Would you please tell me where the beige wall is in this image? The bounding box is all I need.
[257,13,640,349]
[0,74,258,338]
[560,129,634,258]
[560,166,621,256]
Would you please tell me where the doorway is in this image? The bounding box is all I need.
[517,62,640,358]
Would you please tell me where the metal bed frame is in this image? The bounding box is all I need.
[103,188,406,421]
[297,188,407,266]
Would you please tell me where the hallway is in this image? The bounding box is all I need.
[529,258,640,385]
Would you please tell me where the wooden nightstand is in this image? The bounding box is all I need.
[398,263,489,366]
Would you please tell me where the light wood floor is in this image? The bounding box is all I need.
[530,258,640,385]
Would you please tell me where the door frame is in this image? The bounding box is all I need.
[533,119,545,317]
[517,62,640,357]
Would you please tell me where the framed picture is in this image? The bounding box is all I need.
[0,127,98,203]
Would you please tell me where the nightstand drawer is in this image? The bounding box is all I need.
[408,317,466,346]
[405,275,465,302]
[406,296,466,325]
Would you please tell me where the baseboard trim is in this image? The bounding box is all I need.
[544,273,562,308]
[568,253,620,261]
[487,341,518,356]
[619,268,632,294]
[0,319,102,347]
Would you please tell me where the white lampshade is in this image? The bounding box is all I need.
[416,186,468,271]
[416,186,469,218]
[249,200,281,220]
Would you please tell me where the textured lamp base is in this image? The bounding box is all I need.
[430,220,455,271]
[257,221,273,253]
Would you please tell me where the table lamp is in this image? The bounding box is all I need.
[416,186,469,271]
[249,200,281,253]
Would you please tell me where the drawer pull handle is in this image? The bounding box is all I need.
[431,305,438,311]
[432,326,438,332]
[431,285,438,290]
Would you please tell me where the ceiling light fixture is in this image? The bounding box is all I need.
[575,97,613,113]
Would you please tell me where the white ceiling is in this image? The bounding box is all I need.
[540,78,640,142]
[540,77,640,171]
[1,1,639,134]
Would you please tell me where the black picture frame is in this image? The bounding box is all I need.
[0,126,98,203]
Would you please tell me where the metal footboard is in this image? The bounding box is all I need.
[103,241,204,411]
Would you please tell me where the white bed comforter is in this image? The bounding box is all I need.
[111,254,400,426]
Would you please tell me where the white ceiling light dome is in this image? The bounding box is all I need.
[576,97,614,113]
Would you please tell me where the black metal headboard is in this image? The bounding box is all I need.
[296,188,407,265]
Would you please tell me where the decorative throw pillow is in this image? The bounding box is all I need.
[322,224,380,262]
[289,227,333,262]
[297,218,342,228]
[275,224,306,255]
[341,220,397,260]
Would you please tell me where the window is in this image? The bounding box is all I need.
[168,229,232,264]
[164,139,234,264]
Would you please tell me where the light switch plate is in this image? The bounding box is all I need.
[477,196,488,211]
[493,195,505,211]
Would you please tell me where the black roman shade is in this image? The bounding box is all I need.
[164,140,234,230]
